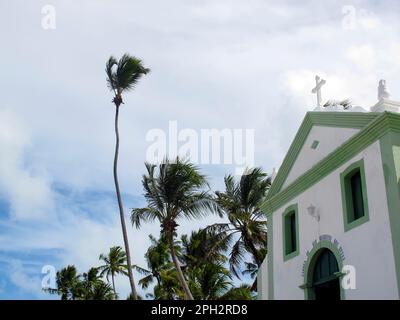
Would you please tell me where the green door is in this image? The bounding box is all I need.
[312,249,341,300]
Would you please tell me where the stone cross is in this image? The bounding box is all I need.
[311,75,326,108]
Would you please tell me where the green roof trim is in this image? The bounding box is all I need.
[267,112,380,199]
[262,112,400,215]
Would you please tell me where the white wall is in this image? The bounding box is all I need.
[265,141,399,300]
[283,126,359,189]
[257,258,268,300]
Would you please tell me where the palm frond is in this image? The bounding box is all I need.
[130,207,161,229]
[116,53,150,93]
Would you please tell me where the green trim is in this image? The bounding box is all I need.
[379,131,400,298]
[311,140,319,149]
[282,204,299,261]
[267,112,380,198]
[262,112,400,215]
[302,240,345,300]
[340,159,370,232]
[267,213,274,299]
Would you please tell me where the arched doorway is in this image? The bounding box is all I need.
[302,240,345,300]
[311,249,340,300]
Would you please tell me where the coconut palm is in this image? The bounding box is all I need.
[181,230,252,300]
[45,265,81,300]
[89,281,116,300]
[105,53,150,299]
[218,284,254,300]
[205,167,270,278]
[134,234,174,290]
[181,229,228,269]
[98,246,128,294]
[79,267,103,299]
[131,158,217,300]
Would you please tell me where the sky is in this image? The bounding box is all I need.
[1,0,400,299]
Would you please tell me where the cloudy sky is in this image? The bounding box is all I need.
[1,0,400,299]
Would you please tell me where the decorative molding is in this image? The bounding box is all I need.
[267,112,380,199]
[371,98,400,113]
[301,238,346,300]
[262,112,400,215]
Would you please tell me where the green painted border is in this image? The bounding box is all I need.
[301,240,345,300]
[267,112,380,198]
[262,112,400,215]
[379,131,400,298]
[267,213,274,299]
[267,214,274,300]
[282,204,299,262]
[340,159,370,232]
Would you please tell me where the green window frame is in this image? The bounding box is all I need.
[282,204,299,261]
[340,159,369,232]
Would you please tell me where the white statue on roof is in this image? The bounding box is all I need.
[371,79,400,113]
[378,79,390,101]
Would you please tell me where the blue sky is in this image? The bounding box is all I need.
[1,0,400,299]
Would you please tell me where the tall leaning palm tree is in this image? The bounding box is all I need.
[205,167,270,278]
[131,158,217,300]
[105,54,150,299]
[98,246,129,294]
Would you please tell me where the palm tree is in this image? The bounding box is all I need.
[181,229,228,269]
[45,265,81,300]
[134,235,174,290]
[131,158,217,300]
[90,281,116,300]
[80,267,104,299]
[218,284,254,300]
[181,230,252,300]
[98,246,128,294]
[105,54,150,299]
[205,167,270,278]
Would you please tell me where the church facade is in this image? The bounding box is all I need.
[257,87,400,300]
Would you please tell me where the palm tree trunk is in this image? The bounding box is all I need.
[113,104,138,300]
[168,236,194,300]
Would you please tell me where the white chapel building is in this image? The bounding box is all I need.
[257,79,400,300]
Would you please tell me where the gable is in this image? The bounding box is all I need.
[282,125,360,189]
[267,112,380,199]
[262,112,400,215]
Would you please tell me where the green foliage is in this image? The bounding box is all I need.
[106,54,150,98]
[131,158,218,235]
[47,163,267,300]
[131,157,218,299]
[98,246,128,292]
[45,265,116,300]
[205,167,270,278]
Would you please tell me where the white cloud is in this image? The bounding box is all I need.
[346,45,376,71]
[0,109,54,220]
[7,260,46,298]
[2,0,400,298]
